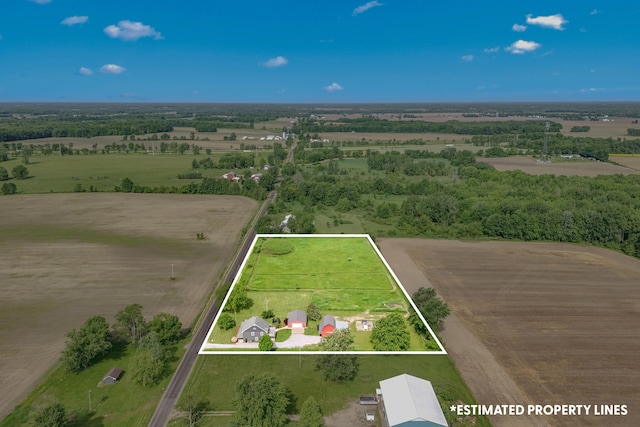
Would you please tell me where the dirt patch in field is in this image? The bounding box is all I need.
[377,238,640,427]
[479,155,639,177]
[0,193,257,419]
[324,401,381,427]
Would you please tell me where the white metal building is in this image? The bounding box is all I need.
[378,374,448,427]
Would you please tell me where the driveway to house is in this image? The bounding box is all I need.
[274,334,322,348]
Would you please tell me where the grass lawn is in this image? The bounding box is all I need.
[179,355,491,427]
[0,339,189,427]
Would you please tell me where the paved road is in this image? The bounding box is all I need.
[148,152,287,426]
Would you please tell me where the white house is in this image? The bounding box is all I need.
[378,374,448,427]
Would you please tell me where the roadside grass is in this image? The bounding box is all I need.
[0,339,189,427]
[2,153,270,194]
[179,355,491,427]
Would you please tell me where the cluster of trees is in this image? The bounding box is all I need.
[61,304,182,388]
[570,126,591,132]
[0,118,173,142]
[218,152,255,169]
[370,313,411,351]
[294,117,561,135]
[231,374,324,427]
[408,287,450,340]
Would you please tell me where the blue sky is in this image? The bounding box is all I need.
[1,0,639,102]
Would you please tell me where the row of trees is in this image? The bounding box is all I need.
[293,117,562,135]
[0,164,29,181]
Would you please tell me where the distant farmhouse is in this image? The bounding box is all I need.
[378,374,448,427]
[238,316,275,343]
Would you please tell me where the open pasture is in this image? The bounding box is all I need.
[479,155,639,177]
[0,193,258,420]
[0,151,275,194]
[378,238,640,427]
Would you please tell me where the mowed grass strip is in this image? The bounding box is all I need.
[249,272,392,290]
[312,289,405,312]
[255,237,386,274]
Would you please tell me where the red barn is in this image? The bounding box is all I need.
[319,314,336,337]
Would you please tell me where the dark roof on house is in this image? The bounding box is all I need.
[104,367,122,380]
[319,314,336,330]
[288,309,307,323]
[238,316,271,335]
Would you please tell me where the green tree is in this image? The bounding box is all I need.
[147,313,182,344]
[62,316,112,373]
[258,334,274,351]
[299,396,324,427]
[306,302,322,321]
[218,313,237,330]
[113,303,147,344]
[119,177,134,192]
[0,166,9,180]
[225,288,253,313]
[12,164,29,180]
[411,287,450,332]
[232,374,289,427]
[1,182,17,195]
[370,313,410,351]
[34,402,67,427]
[21,147,32,164]
[316,330,358,382]
[130,348,165,387]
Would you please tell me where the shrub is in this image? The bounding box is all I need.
[218,313,236,330]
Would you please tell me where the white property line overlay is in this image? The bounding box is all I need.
[198,234,447,355]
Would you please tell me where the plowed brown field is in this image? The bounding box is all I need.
[0,193,257,419]
[378,238,640,427]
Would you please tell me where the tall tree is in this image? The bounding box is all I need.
[232,374,289,427]
[178,394,207,427]
[62,316,112,373]
[370,313,410,351]
[316,330,359,382]
[411,287,450,332]
[12,164,29,180]
[147,312,182,345]
[113,303,147,344]
[299,396,324,427]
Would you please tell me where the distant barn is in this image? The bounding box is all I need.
[102,367,122,385]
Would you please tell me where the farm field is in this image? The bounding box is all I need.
[0,153,272,194]
[609,154,640,170]
[202,236,439,353]
[378,238,640,427]
[0,193,258,420]
[478,155,639,177]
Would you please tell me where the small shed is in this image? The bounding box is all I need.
[103,367,122,385]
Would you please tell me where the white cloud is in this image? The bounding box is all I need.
[30,0,51,4]
[526,14,568,30]
[461,55,474,62]
[353,1,382,16]
[78,67,93,75]
[581,87,600,93]
[325,82,344,92]
[104,20,162,41]
[506,40,541,54]
[261,56,288,68]
[512,24,527,32]
[100,64,126,74]
[484,46,500,53]
[590,9,599,15]
[61,16,88,26]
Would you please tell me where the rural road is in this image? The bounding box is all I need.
[148,146,291,427]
